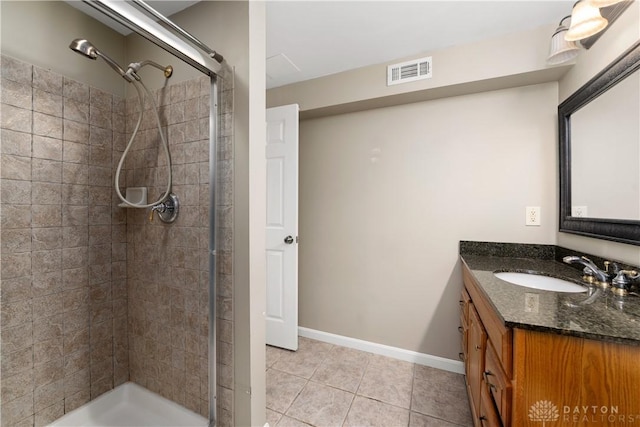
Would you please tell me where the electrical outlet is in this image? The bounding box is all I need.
[572,206,588,217]
[526,206,541,226]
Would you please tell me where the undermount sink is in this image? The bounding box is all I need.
[494,272,588,293]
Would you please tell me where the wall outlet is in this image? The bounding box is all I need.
[526,206,541,226]
[572,206,588,217]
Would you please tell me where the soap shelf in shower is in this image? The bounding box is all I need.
[118,187,148,208]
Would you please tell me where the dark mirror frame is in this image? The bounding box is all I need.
[559,39,640,246]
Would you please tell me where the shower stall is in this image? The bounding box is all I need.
[0,1,236,425]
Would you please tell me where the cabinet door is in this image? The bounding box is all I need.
[479,381,502,427]
[460,290,470,375]
[485,341,511,427]
[469,304,487,423]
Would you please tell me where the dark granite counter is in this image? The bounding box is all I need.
[461,251,640,346]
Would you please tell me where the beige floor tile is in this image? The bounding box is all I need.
[266,340,473,427]
[267,345,290,369]
[409,411,468,427]
[267,408,283,426]
[276,415,313,427]
[297,337,334,353]
[272,338,333,379]
[311,347,370,393]
[357,356,414,409]
[368,354,414,374]
[266,369,307,414]
[286,381,354,426]
[411,366,471,426]
[344,396,410,427]
[326,346,371,365]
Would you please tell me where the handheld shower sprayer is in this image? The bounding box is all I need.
[69,39,132,81]
[69,38,175,211]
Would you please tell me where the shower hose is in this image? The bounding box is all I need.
[114,78,172,208]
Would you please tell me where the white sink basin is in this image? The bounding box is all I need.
[494,272,587,293]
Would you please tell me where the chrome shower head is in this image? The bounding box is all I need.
[69,38,130,80]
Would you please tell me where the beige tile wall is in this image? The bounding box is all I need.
[1,54,128,426]
[123,69,234,422]
[215,68,235,427]
[1,55,232,426]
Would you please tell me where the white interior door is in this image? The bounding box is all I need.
[265,104,299,350]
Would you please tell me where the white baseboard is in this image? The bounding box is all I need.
[298,327,464,375]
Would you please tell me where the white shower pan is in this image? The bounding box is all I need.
[48,382,207,427]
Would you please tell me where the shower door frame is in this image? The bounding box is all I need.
[79,3,221,426]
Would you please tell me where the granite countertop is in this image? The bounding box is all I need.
[461,254,640,346]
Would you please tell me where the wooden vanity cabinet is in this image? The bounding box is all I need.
[461,265,512,427]
[461,261,640,427]
[467,305,486,421]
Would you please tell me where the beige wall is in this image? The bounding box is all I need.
[299,83,558,359]
[267,23,568,117]
[557,1,640,265]
[0,1,126,96]
[268,18,565,361]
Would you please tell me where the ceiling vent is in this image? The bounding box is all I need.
[387,56,432,86]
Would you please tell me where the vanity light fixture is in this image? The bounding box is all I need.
[547,16,581,65]
[565,0,608,41]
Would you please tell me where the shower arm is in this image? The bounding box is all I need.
[128,60,173,78]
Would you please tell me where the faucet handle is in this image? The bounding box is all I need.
[611,270,640,296]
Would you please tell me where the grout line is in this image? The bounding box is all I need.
[408,362,416,415]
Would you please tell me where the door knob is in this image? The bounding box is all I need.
[284,235,294,244]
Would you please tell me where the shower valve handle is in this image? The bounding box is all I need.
[149,203,167,222]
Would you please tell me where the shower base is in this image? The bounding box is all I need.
[48,382,208,427]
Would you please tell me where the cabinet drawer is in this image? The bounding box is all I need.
[463,262,512,376]
[485,341,511,427]
[479,383,502,427]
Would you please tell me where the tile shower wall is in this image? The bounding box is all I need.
[1,55,233,426]
[0,55,128,426]
[123,69,234,422]
[215,68,235,427]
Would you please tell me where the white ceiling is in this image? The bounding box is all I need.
[67,0,575,89]
[265,1,574,89]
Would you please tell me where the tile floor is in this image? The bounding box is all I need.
[266,337,473,427]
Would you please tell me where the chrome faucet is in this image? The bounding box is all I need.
[563,256,610,286]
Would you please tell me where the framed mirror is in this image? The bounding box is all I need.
[559,39,640,246]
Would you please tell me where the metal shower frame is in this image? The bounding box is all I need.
[80,1,222,425]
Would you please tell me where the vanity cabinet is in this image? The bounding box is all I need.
[461,265,511,427]
[460,260,640,427]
